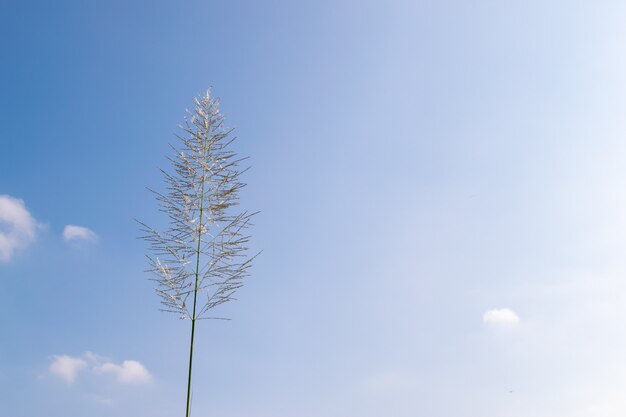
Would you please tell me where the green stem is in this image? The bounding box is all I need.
[185,315,197,417]
[186,162,206,417]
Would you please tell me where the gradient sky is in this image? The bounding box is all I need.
[3,1,626,416]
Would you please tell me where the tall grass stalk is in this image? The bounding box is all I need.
[139,90,256,417]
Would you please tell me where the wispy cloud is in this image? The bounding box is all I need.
[0,195,38,262]
[62,225,97,243]
[482,308,520,325]
[85,394,114,406]
[357,370,415,396]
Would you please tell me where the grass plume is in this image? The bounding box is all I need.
[139,90,257,417]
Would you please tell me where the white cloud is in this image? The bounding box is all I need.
[48,352,151,385]
[94,360,152,384]
[62,225,97,242]
[482,308,520,325]
[49,355,88,384]
[0,195,38,262]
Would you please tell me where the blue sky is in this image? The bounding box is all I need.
[3,1,626,416]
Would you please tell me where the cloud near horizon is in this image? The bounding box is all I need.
[0,195,38,262]
[48,352,150,385]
